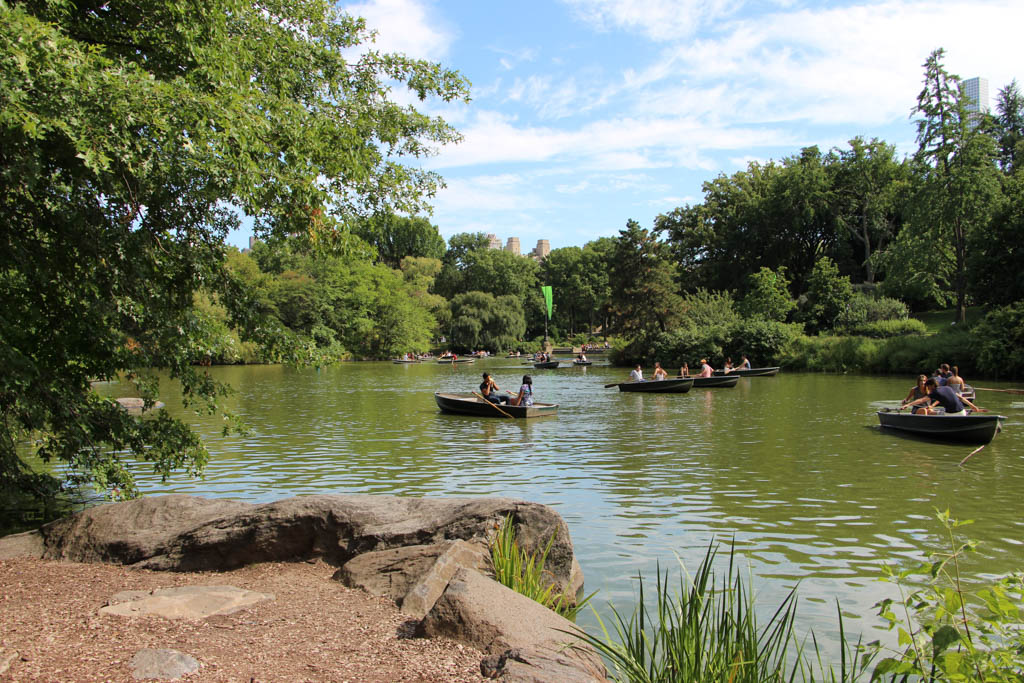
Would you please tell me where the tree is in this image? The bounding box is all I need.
[608,220,683,338]
[903,48,1000,323]
[0,0,469,501]
[449,292,525,352]
[433,232,491,298]
[798,257,854,333]
[354,214,445,269]
[737,267,795,322]
[994,79,1024,174]
[827,137,908,283]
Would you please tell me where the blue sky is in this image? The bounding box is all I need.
[228,0,1022,252]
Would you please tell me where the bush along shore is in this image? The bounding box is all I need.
[2,496,1021,681]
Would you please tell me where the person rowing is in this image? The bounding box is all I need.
[900,374,929,414]
[629,364,644,382]
[738,355,751,370]
[905,377,985,416]
[479,372,509,404]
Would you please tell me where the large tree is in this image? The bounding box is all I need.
[608,220,683,338]
[993,79,1024,174]
[354,214,445,269]
[0,0,468,500]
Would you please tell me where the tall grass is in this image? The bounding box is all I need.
[489,514,593,620]
[571,543,873,682]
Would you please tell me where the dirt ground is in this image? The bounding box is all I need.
[0,557,487,682]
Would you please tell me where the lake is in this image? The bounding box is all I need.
[95,359,1024,651]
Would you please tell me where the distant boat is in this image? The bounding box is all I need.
[713,367,780,377]
[438,358,475,364]
[434,392,558,418]
[615,378,693,393]
[392,359,420,364]
[533,360,560,369]
[876,410,1004,444]
[572,359,592,366]
[691,375,739,388]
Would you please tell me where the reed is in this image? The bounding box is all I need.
[489,514,593,620]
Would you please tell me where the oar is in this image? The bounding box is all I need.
[472,391,514,418]
[604,382,621,388]
[959,444,986,467]
[975,387,1024,395]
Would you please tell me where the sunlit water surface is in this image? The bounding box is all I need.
[93,361,1024,651]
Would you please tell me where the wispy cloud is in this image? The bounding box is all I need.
[342,0,454,60]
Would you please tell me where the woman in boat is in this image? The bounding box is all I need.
[738,355,751,370]
[946,366,966,394]
[723,357,734,374]
[906,378,984,416]
[652,362,668,380]
[678,362,689,377]
[901,375,929,413]
[509,375,533,406]
[699,359,713,378]
[479,372,509,404]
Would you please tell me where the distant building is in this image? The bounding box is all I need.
[486,233,502,250]
[962,76,990,114]
[504,237,521,255]
[530,239,550,262]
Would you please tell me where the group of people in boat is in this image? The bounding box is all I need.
[627,355,752,381]
[479,372,534,406]
[900,363,984,416]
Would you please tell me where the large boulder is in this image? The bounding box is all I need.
[420,568,605,681]
[0,494,583,597]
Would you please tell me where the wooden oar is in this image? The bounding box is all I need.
[472,392,514,418]
[959,444,986,467]
[975,387,1024,395]
[604,382,621,388]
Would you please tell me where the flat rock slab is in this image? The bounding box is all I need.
[130,648,200,680]
[101,585,274,620]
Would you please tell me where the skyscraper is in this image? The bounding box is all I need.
[962,77,990,114]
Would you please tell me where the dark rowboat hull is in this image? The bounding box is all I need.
[573,361,592,366]
[434,392,558,418]
[713,367,780,377]
[617,378,694,393]
[691,375,739,388]
[438,358,475,364]
[534,361,560,369]
[876,411,1004,444]
[392,360,420,364]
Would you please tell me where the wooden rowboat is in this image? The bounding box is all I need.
[713,367,780,377]
[392,359,420,364]
[572,360,592,366]
[876,410,1004,444]
[691,375,739,388]
[534,361,560,369]
[437,358,475,364]
[434,392,558,418]
[615,377,694,393]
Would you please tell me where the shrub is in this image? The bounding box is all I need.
[798,257,854,333]
[649,326,725,369]
[851,318,927,338]
[837,294,910,332]
[737,267,796,322]
[727,319,802,365]
[680,289,741,330]
[973,302,1024,379]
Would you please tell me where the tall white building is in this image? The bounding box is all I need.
[963,77,990,114]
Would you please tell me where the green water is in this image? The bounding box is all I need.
[95,360,1024,648]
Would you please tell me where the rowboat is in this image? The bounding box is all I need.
[573,360,592,366]
[392,359,420,364]
[876,410,1004,444]
[713,367,780,377]
[434,392,558,418]
[691,375,739,388]
[438,358,475,364]
[534,361,560,369]
[615,377,694,393]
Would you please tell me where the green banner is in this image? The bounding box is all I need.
[542,285,553,319]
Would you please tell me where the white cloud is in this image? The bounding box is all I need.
[342,0,454,60]
[562,0,742,41]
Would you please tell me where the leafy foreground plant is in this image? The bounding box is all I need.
[868,509,1024,681]
[489,514,594,620]
[570,542,872,683]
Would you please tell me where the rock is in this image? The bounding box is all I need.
[130,648,200,680]
[420,568,604,680]
[115,397,165,414]
[100,585,274,620]
[0,647,18,676]
[334,539,489,618]
[0,495,581,597]
[480,648,608,682]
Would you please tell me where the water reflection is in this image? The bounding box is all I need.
[92,362,1023,647]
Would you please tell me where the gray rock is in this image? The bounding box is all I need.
[100,585,274,620]
[420,568,604,680]
[334,539,489,618]
[480,648,608,682]
[0,494,582,597]
[130,648,200,680]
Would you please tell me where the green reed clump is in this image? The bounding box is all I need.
[489,514,593,620]
[571,542,873,683]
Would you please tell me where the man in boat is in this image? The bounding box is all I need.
[479,372,509,404]
[906,378,983,416]
[629,364,643,382]
[738,355,751,370]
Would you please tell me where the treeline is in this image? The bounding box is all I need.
[203,50,1023,378]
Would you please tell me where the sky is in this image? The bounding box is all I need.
[227,0,1022,252]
